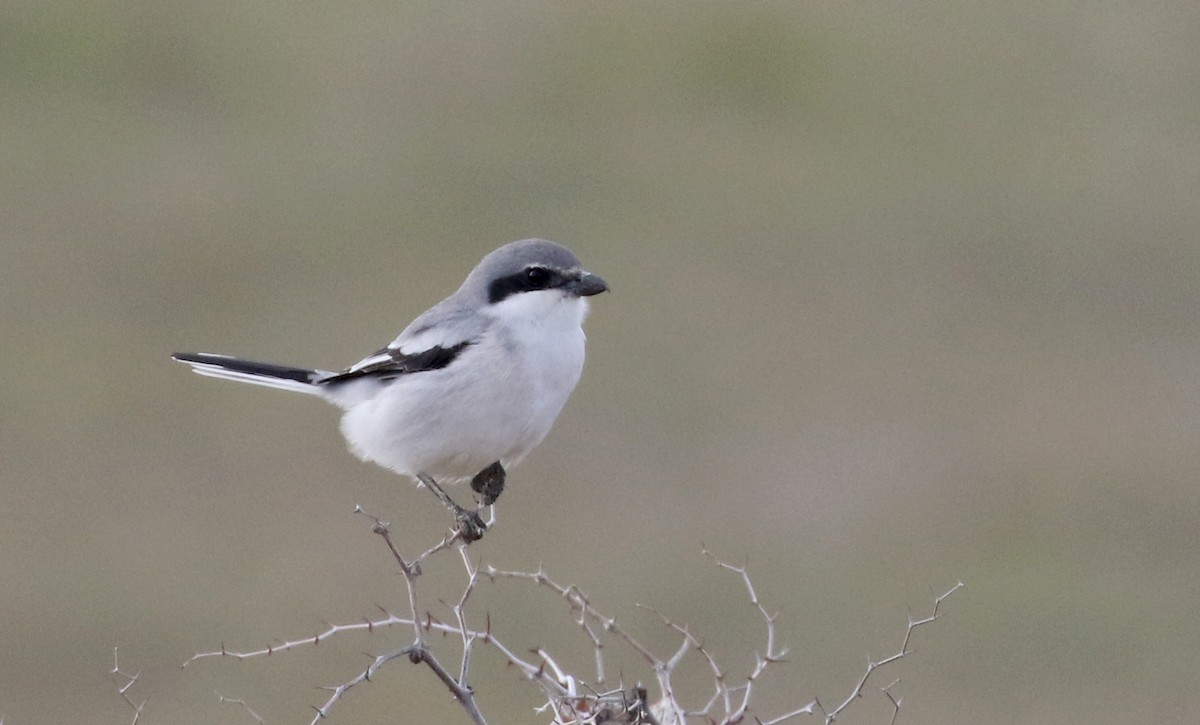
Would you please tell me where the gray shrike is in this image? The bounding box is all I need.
[174,239,607,539]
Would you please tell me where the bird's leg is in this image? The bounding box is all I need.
[416,473,487,542]
[470,461,506,506]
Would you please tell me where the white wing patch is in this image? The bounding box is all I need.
[345,350,394,375]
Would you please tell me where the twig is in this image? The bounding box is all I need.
[312,642,487,725]
[483,566,660,666]
[636,603,727,719]
[217,693,265,723]
[110,647,147,725]
[183,608,413,667]
[184,509,962,725]
[701,547,792,724]
[354,506,428,647]
[880,678,902,725]
[816,581,965,724]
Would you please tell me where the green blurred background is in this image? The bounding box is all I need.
[3,1,1200,723]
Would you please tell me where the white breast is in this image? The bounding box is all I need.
[337,292,589,483]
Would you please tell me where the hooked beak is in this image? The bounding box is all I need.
[568,272,609,297]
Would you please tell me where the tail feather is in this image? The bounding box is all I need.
[172,352,330,396]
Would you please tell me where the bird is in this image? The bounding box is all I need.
[173,239,607,540]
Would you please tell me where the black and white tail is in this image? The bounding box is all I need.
[172,352,333,396]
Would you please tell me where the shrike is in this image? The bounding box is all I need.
[174,239,607,539]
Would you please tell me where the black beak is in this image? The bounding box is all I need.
[569,272,609,297]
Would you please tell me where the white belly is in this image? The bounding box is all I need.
[338,301,588,482]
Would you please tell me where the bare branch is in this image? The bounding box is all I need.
[452,543,481,686]
[183,609,413,666]
[637,603,727,719]
[819,581,964,723]
[354,506,429,647]
[182,508,962,725]
[308,642,488,725]
[880,678,902,725]
[700,547,792,724]
[216,693,265,723]
[483,565,661,667]
[110,648,147,725]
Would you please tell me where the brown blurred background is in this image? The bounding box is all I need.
[3,1,1199,723]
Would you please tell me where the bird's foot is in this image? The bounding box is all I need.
[470,461,506,506]
[418,472,488,542]
[454,508,488,542]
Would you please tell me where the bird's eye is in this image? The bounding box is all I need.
[524,266,550,285]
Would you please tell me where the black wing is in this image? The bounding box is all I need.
[319,341,473,386]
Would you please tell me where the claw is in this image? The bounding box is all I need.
[456,509,488,542]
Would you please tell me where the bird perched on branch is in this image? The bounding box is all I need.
[174,239,607,540]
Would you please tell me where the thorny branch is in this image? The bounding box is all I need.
[183,512,963,724]
[216,693,264,723]
[812,581,964,725]
[880,679,903,725]
[110,648,146,725]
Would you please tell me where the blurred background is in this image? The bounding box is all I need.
[3,1,1199,723]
